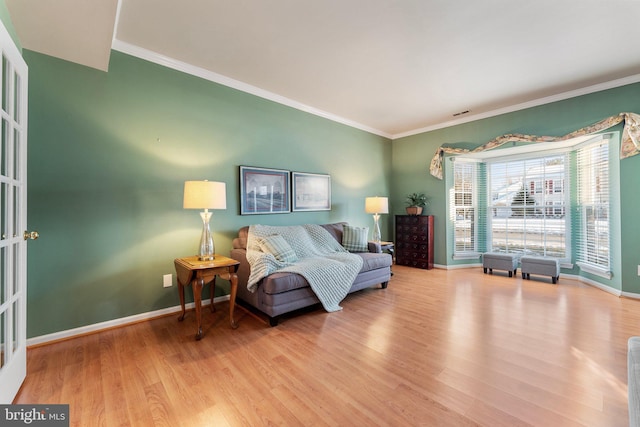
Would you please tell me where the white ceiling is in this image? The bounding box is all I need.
[7,0,640,138]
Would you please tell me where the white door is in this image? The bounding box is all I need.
[0,20,29,404]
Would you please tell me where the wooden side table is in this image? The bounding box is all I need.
[174,255,240,340]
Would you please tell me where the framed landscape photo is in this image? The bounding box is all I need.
[239,166,291,215]
[292,172,331,212]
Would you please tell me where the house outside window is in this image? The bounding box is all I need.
[489,155,567,258]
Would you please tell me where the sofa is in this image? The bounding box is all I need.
[230,222,392,326]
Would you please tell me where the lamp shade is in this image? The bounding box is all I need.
[183,181,227,209]
[365,196,388,214]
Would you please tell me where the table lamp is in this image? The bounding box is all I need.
[183,180,227,261]
[365,196,388,244]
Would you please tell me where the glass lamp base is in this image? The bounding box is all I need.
[372,213,381,244]
[198,210,215,261]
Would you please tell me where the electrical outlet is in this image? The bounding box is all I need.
[637,265,640,276]
[163,274,173,288]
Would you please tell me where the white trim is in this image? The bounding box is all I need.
[622,291,640,300]
[450,157,482,164]
[26,295,230,347]
[576,262,613,279]
[567,273,622,296]
[453,253,481,260]
[393,73,640,139]
[109,37,640,141]
[0,18,29,404]
[26,271,639,346]
[441,262,482,270]
[463,135,597,161]
[437,264,628,296]
[112,0,124,44]
[111,39,392,139]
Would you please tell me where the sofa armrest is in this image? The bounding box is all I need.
[230,248,251,292]
[368,241,382,253]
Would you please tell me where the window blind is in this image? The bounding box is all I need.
[488,155,567,257]
[576,140,610,274]
[450,160,478,258]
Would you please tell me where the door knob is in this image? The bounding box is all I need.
[24,231,39,240]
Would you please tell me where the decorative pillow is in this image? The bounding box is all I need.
[257,234,298,263]
[342,225,369,252]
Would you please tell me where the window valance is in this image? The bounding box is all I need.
[429,112,640,179]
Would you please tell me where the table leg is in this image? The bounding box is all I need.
[229,271,238,329]
[193,276,204,340]
[177,279,186,321]
[210,277,216,313]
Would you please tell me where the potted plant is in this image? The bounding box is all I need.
[405,192,428,215]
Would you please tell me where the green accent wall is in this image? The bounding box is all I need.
[23,43,640,338]
[391,83,640,293]
[25,50,391,338]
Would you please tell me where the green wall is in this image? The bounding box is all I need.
[392,83,640,293]
[25,50,391,338]
[23,42,640,338]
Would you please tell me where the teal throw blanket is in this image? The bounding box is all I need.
[246,224,363,312]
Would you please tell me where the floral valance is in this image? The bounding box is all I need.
[429,112,640,179]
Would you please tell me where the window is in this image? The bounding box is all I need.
[452,160,479,258]
[488,155,567,258]
[576,139,610,275]
[449,134,612,276]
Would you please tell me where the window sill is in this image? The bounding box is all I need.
[577,262,612,279]
[453,252,481,260]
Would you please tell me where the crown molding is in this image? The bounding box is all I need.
[392,73,640,139]
[111,39,392,139]
[112,39,640,142]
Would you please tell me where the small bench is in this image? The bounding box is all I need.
[482,252,518,277]
[520,256,560,284]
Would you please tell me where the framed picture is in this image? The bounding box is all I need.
[239,166,291,215]
[292,172,331,212]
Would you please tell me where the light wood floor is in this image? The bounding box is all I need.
[15,266,639,426]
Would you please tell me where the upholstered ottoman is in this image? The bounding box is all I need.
[482,252,518,277]
[520,256,560,284]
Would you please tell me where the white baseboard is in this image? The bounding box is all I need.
[438,262,482,270]
[27,295,230,347]
[621,291,640,300]
[561,273,623,296]
[433,264,632,297]
[28,267,639,347]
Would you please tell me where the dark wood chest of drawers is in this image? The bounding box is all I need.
[395,215,434,269]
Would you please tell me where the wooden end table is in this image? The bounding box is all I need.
[174,255,240,340]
